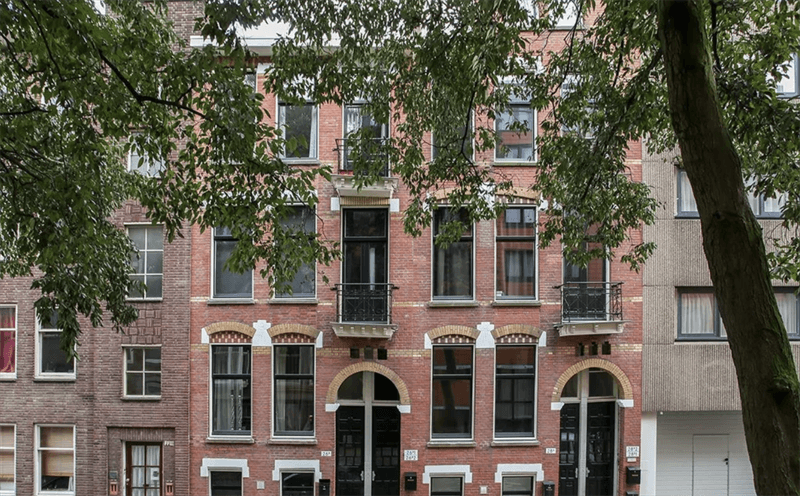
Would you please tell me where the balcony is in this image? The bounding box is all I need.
[331,283,399,338]
[332,138,398,198]
[554,281,625,336]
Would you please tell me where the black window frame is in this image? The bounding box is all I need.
[273,345,315,437]
[211,345,252,436]
[432,207,474,300]
[281,471,315,496]
[431,344,474,439]
[494,345,537,438]
[210,470,243,496]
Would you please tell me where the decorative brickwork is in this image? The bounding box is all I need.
[325,362,411,405]
[208,330,251,344]
[497,187,539,202]
[205,321,256,338]
[426,325,479,342]
[268,324,319,341]
[492,324,543,341]
[271,333,316,344]
[551,358,634,401]
[339,196,390,206]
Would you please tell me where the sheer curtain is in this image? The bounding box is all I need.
[0,308,14,373]
[680,293,715,335]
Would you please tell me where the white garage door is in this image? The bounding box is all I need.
[692,434,729,496]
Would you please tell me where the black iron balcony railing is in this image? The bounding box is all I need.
[336,138,390,176]
[333,283,398,324]
[556,281,623,322]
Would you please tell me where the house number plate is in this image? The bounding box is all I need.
[545,448,557,454]
[404,450,418,461]
[321,451,332,457]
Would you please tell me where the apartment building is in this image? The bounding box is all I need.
[639,144,800,496]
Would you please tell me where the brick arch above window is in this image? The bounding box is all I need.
[496,187,540,203]
[551,358,634,402]
[492,324,543,342]
[268,324,319,342]
[205,321,256,344]
[426,325,479,343]
[325,362,411,405]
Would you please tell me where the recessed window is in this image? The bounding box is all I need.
[0,425,14,495]
[495,345,537,438]
[495,89,535,162]
[433,208,473,300]
[275,207,316,298]
[342,102,389,175]
[502,476,535,496]
[678,290,726,339]
[210,471,242,496]
[676,169,698,217]
[552,0,580,28]
[432,345,473,439]
[281,472,314,496]
[211,345,252,436]
[128,226,163,299]
[776,54,798,97]
[678,169,787,218]
[37,425,75,494]
[36,311,75,379]
[124,347,161,398]
[496,207,537,299]
[126,444,161,496]
[128,133,165,177]
[273,345,314,437]
[0,307,16,378]
[213,227,253,299]
[432,112,474,160]
[431,476,463,496]
[278,98,318,160]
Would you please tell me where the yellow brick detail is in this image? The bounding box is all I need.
[268,324,320,340]
[205,321,256,338]
[492,324,543,340]
[551,358,634,402]
[426,325,479,341]
[326,363,411,405]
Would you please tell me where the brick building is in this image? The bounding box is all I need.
[186,8,645,496]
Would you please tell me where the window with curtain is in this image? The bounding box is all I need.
[37,310,74,377]
[274,345,314,436]
[678,290,726,339]
[495,88,535,162]
[213,227,253,299]
[0,307,15,376]
[0,425,14,494]
[431,345,473,438]
[430,477,463,496]
[495,346,537,438]
[776,290,800,336]
[212,345,251,436]
[677,169,698,216]
[496,207,537,299]
[275,206,316,298]
[502,476,535,496]
[278,98,318,159]
[37,425,74,493]
[433,208,473,300]
[126,444,161,496]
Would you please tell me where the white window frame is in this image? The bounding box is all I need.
[211,227,254,300]
[122,345,162,399]
[273,206,317,300]
[277,95,319,161]
[0,424,15,496]
[494,207,538,300]
[430,344,475,441]
[35,311,75,380]
[553,0,581,29]
[493,344,539,440]
[776,53,798,97]
[0,306,16,380]
[127,133,165,177]
[126,224,164,301]
[35,424,75,496]
[272,344,316,438]
[494,91,536,163]
[431,207,475,301]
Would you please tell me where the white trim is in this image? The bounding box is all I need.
[640,412,657,496]
[423,465,472,484]
[252,320,272,347]
[0,424,15,495]
[476,322,495,349]
[539,331,547,347]
[551,402,565,411]
[331,197,340,211]
[200,458,249,478]
[121,345,162,399]
[272,460,321,482]
[494,463,544,483]
[397,405,411,414]
[424,333,432,350]
[276,95,319,160]
[201,328,209,344]
[0,305,17,380]
[35,424,76,495]
[325,403,340,412]
[390,198,400,212]
[35,310,76,380]
[617,399,634,408]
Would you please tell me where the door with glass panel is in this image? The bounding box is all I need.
[126,443,161,496]
[342,210,389,323]
[335,372,400,496]
[558,369,617,496]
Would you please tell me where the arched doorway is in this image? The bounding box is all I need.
[336,372,401,496]
[559,368,619,496]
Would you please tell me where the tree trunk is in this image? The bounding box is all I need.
[657,1,800,494]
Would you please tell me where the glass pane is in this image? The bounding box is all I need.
[433,241,472,298]
[0,308,15,328]
[127,349,143,371]
[496,346,536,374]
[588,369,615,397]
[144,275,162,298]
[497,208,536,237]
[281,104,316,158]
[678,169,698,213]
[146,227,163,249]
[345,209,388,238]
[562,375,578,398]
[282,472,314,496]
[776,291,798,335]
[213,346,250,374]
[146,445,160,464]
[144,348,161,371]
[432,378,471,435]
[0,330,15,374]
[129,228,146,250]
[433,346,473,374]
[0,426,13,447]
[274,379,314,434]
[337,372,363,400]
[127,374,144,396]
[680,292,716,335]
[130,252,145,273]
[146,251,163,274]
[431,477,462,494]
[503,476,533,494]
[129,275,145,298]
[41,333,74,373]
[215,240,252,297]
[275,346,313,375]
[145,373,161,396]
[496,104,533,161]
[374,373,400,401]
